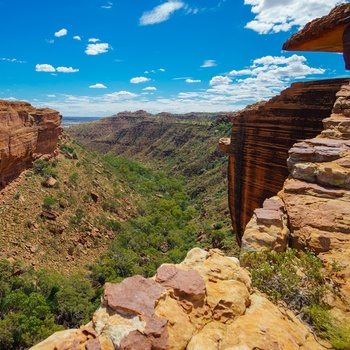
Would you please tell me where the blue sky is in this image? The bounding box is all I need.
[0,0,349,116]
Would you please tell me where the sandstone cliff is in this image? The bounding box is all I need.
[30,248,323,350]
[283,3,350,69]
[0,100,62,186]
[220,78,349,244]
[239,4,350,335]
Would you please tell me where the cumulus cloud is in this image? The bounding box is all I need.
[89,83,107,89]
[210,76,232,85]
[73,36,81,41]
[228,54,325,80]
[143,86,157,91]
[201,60,217,68]
[186,78,201,83]
[130,76,151,84]
[88,38,100,43]
[36,64,56,72]
[204,54,325,103]
[35,64,79,73]
[140,1,185,25]
[244,0,348,34]
[56,66,79,73]
[159,68,165,72]
[54,28,68,37]
[85,43,110,55]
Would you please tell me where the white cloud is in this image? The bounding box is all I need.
[85,43,110,55]
[0,57,26,64]
[159,68,165,72]
[35,64,79,73]
[88,38,100,43]
[54,28,68,37]
[89,83,107,89]
[103,91,138,100]
[186,78,201,83]
[130,76,151,84]
[229,54,325,80]
[178,92,200,98]
[46,39,55,44]
[36,64,56,72]
[201,60,217,68]
[244,0,348,34]
[143,86,157,91]
[140,1,185,25]
[102,1,113,8]
[73,36,81,41]
[56,66,79,73]
[47,94,56,98]
[209,76,232,85]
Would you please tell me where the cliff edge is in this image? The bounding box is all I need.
[0,100,62,187]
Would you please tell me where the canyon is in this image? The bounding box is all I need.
[1,3,350,350]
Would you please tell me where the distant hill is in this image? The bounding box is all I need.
[67,110,234,234]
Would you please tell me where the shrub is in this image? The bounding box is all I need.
[240,249,349,347]
[43,197,56,211]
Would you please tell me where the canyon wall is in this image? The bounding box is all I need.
[0,100,62,185]
[222,78,349,244]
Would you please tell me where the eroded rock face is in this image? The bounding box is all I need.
[30,248,325,350]
[240,81,350,324]
[0,100,62,185]
[224,79,348,244]
[282,3,350,53]
[241,196,290,252]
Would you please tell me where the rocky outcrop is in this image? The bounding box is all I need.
[283,4,350,69]
[240,6,350,326]
[221,79,349,244]
[30,248,324,350]
[0,100,62,186]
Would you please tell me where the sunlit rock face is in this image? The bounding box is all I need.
[30,248,325,350]
[283,3,350,69]
[224,79,348,244]
[240,4,350,324]
[0,100,62,186]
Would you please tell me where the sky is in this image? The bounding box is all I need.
[0,0,349,116]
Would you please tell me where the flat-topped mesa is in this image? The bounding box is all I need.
[283,3,350,69]
[0,100,62,186]
[222,78,349,245]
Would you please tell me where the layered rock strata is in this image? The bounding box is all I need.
[220,79,349,244]
[30,248,324,350]
[0,100,62,185]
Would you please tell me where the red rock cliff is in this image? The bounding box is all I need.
[0,100,62,185]
[222,79,349,244]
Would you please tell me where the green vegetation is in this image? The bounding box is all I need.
[241,249,350,349]
[0,135,239,348]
